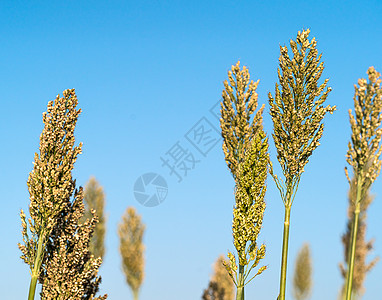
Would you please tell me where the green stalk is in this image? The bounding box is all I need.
[28,232,45,300]
[133,289,139,300]
[28,275,38,300]
[278,205,291,300]
[236,264,245,300]
[344,176,362,300]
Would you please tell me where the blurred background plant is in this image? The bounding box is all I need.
[292,243,312,300]
[343,66,382,300]
[202,254,234,300]
[82,176,107,262]
[339,173,379,300]
[118,206,145,300]
[202,281,226,300]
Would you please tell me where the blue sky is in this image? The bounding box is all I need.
[1,1,382,299]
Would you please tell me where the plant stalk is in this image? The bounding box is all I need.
[345,176,362,300]
[278,205,291,300]
[133,289,139,300]
[28,232,45,300]
[236,264,245,300]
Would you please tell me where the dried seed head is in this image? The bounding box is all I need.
[268,29,335,199]
[18,89,106,299]
[40,188,107,299]
[220,61,264,179]
[19,89,82,273]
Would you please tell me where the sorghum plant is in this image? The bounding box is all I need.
[202,255,234,300]
[83,176,107,261]
[343,66,382,300]
[19,89,83,300]
[118,207,145,300]
[292,243,312,300]
[220,62,268,300]
[339,174,379,299]
[268,29,335,300]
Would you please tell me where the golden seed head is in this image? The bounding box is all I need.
[268,29,335,194]
[220,60,264,180]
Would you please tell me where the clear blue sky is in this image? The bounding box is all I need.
[1,1,381,299]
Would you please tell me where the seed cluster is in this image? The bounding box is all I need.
[19,89,82,270]
[41,192,107,300]
[220,61,268,285]
[268,29,335,204]
[220,61,264,180]
[232,131,268,268]
[18,89,106,299]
